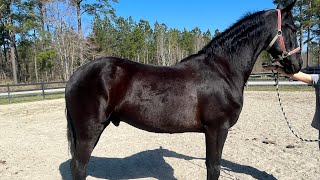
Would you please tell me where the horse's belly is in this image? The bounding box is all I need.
[116,81,201,133]
[118,103,202,133]
[123,117,202,133]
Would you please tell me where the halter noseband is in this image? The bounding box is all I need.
[266,9,300,61]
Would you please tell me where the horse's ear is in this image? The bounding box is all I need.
[281,0,296,13]
[276,4,283,9]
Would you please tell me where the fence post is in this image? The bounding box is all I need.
[41,82,45,99]
[7,83,11,103]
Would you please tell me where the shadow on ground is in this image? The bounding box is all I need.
[59,147,276,180]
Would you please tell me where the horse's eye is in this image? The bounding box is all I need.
[285,24,298,33]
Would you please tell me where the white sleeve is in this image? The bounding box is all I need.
[311,74,319,87]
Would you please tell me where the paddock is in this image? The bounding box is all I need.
[0,91,319,180]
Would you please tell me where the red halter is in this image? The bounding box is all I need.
[266,9,300,59]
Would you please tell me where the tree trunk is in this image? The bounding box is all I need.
[14,42,21,82]
[0,50,3,73]
[8,1,18,84]
[25,61,29,82]
[160,31,165,66]
[34,30,39,82]
[299,2,303,50]
[3,40,7,63]
[39,1,45,32]
[76,1,84,66]
[9,32,17,84]
[34,55,38,82]
[306,1,312,68]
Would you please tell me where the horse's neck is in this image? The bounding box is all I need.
[209,19,271,84]
[227,34,268,82]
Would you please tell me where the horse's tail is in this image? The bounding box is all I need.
[66,107,76,157]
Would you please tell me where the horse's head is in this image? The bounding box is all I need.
[266,0,302,74]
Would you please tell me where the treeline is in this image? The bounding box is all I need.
[0,0,320,84]
[92,16,217,66]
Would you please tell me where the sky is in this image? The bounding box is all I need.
[108,0,276,33]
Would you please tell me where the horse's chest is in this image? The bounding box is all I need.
[200,92,244,129]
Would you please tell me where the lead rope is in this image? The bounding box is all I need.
[272,71,319,142]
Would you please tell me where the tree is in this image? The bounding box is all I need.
[0,0,42,83]
[92,15,117,55]
[167,28,180,64]
[70,0,84,65]
[70,0,118,65]
[154,22,167,65]
[191,27,203,53]
[4,0,26,83]
[180,28,193,57]
[214,29,220,37]
[310,0,320,66]
[4,0,19,83]
[0,0,9,77]
[137,20,152,64]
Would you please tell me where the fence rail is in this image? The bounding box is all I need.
[246,81,307,86]
[0,81,67,102]
[0,73,311,103]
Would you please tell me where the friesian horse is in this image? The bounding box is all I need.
[65,1,302,179]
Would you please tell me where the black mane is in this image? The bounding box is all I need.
[199,10,268,56]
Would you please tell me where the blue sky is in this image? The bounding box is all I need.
[109,0,276,32]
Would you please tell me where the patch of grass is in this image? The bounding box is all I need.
[0,81,13,85]
[244,85,314,91]
[0,94,64,105]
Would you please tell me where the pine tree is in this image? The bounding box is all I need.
[70,0,118,65]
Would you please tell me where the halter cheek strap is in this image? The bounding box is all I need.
[266,9,300,59]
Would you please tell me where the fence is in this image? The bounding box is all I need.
[0,73,310,103]
[0,81,66,102]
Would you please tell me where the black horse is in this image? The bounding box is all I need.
[65,1,302,179]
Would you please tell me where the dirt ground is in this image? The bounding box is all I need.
[0,91,319,180]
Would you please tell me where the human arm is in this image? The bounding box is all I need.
[262,65,313,84]
[286,71,312,84]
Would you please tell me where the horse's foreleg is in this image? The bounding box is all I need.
[204,127,228,180]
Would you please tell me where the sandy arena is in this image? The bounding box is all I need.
[0,91,319,180]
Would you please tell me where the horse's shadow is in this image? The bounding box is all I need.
[59,147,276,180]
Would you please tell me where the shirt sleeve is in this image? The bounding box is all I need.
[311,74,319,87]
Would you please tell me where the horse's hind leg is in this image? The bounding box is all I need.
[204,127,228,180]
[70,114,109,180]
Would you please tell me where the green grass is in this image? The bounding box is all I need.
[0,94,64,105]
[244,85,314,91]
